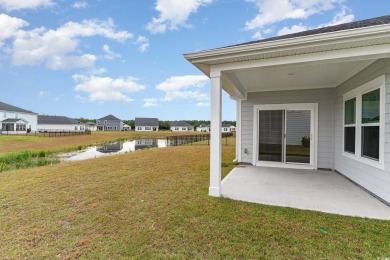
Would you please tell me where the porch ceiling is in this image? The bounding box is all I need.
[227,59,375,93]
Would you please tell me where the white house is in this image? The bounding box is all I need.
[123,124,132,131]
[135,118,159,131]
[38,115,87,132]
[86,122,97,131]
[170,121,194,131]
[222,124,236,133]
[185,16,390,204]
[0,101,38,134]
[196,124,210,132]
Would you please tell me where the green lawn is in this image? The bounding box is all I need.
[0,139,389,258]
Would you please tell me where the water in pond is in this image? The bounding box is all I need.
[62,139,167,161]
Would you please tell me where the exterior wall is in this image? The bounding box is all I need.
[135,126,159,131]
[170,126,194,131]
[197,127,210,132]
[334,59,390,202]
[0,111,38,132]
[241,88,334,169]
[38,124,86,132]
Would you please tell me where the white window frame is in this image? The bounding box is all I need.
[342,75,385,170]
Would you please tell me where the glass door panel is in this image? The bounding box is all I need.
[285,110,311,164]
[258,110,284,162]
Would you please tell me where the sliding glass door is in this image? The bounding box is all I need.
[257,105,315,167]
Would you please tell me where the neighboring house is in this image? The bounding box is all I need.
[135,118,159,131]
[222,124,236,133]
[185,15,390,204]
[123,124,132,131]
[96,115,123,131]
[0,101,38,134]
[86,122,97,131]
[170,121,194,131]
[196,124,210,132]
[38,115,87,132]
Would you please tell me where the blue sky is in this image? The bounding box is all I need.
[0,0,388,120]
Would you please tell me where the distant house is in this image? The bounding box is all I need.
[96,115,123,131]
[222,124,236,133]
[86,122,97,131]
[135,118,159,131]
[170,121,194,131]
[38,115,87,132]
[123,123,132,131]
[0,101,38,134]
[196,124,210,132]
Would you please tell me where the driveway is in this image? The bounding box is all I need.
[221,166,390,220]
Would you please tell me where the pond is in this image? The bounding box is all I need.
[62,139,168,161]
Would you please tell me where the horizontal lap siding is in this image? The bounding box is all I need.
[240,88,334,169]
[334,59,390,202]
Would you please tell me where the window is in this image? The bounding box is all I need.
[15,113,18,119]
[16,124,26,131]
[344,98,356,153]
[97,120,100,124]
[182,127,186,130]
[75,126,78,130]
[104,120,107,125]
[175,127,179,130]
[343,75,385,168]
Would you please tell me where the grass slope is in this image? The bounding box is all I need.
[0,145,389,258]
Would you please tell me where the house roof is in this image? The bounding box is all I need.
[0,101,37,114]
[98,114,121,121]
[230,15,390,48]
[198,124,210,128]
[170,121,193,127]
[1,118,28,123]
[135,117,159,126]
[222,124,235,128]
[38,115,83,125]
[184,15,390,99]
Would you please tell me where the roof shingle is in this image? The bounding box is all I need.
[38,115,82,125]
[135,117,159,127]
[0,101,36,114]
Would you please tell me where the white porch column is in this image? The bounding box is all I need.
[209,71,222,197]
[235,99,241,162]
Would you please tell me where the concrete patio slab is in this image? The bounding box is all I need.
[221,166,390,220]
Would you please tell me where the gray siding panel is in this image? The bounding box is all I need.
[240,88,334,169]
[334,59,390,202]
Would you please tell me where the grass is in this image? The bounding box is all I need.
[0,141,389,258]
[0,150,59,172]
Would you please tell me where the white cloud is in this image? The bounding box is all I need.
[156,75,209,101]
[102,44,121,60]
[73,74,146,103]
[0,0,53,11]
[10,18,132,70]
[38,90,48,98]
[277,6,354,36]
[245,0,346,37]
[320,6,354,27]
[134,36,149,53]
[277,23,308,36]
[143,98,158,107]
[72,1,88,9]
[196,102,209,107]
[0,14,28,46]
[146,0,214,33]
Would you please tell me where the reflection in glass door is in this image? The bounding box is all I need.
[258,110,284,162]
[285,110,311,164]
[258,109,312,165]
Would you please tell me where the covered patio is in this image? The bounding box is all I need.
[222,166,390,220]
